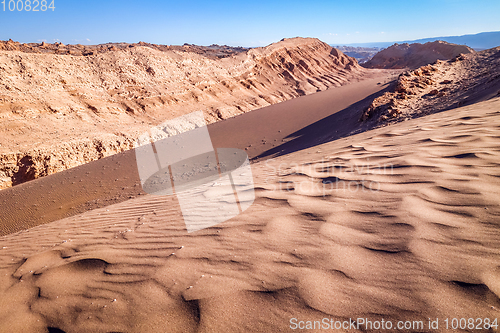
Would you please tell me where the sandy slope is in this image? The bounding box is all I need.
[1,96,499,332]
[0,70,398,237]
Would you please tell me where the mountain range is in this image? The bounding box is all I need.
[337,31,500,50]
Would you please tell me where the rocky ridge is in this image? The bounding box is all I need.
[0,39,249,59]
[363,40,474,69]
[0,37,363,188]
[360,47,500,123]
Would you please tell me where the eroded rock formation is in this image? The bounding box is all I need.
[0,37,363,188]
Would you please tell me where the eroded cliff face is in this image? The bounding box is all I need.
[0,37,363,188]
[0,136,135,188]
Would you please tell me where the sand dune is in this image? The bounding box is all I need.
[1,96,499,332]
[0,71,398,237]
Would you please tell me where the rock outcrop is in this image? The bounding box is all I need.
[360,47,500,123]
[363,41,474,69]
[0,136,135,189]
[0,37,363,188]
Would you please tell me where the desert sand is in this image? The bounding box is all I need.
[0,70,399,236]
[1,91,500,331]
[1,38,500,333]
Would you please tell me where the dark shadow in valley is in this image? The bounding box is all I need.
[253,85,393,161]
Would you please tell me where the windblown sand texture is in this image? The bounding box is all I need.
[1,96,499,332]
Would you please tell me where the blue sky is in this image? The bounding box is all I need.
[0,0,499,46]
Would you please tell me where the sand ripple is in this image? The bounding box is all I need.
[1,98,500,332]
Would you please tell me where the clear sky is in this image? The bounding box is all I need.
[0,0,499,47]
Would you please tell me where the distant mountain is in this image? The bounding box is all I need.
[363,41,474,69]
[336,31,500,51]
[410,31,500,50]
[333,46,382,63]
